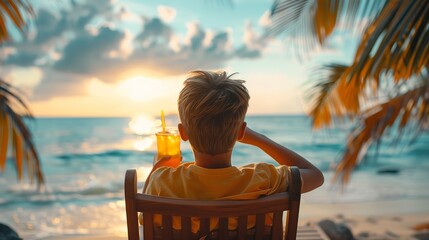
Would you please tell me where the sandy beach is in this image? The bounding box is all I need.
[299,199,429,239]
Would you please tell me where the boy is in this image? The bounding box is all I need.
[143,70,324,230]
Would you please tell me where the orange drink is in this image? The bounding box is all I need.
[155,128,181,161]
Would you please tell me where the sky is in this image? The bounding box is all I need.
[0,0,357,117]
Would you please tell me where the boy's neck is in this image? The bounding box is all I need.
[193,150,232,169]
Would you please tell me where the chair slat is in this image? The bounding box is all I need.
[237,215,247,240]
[286,200,300,239]
[218,217,228,239]
[143,213,154,240]
[200,218,210,238]
[284,166,302,240]
[255,214,265,240]
[162,215,173,240]
[271,211,283,240]
[124,170,139,240]
[181,216,191,240]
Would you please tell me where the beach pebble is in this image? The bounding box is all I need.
[356,232,369,238]
[366,217,377,223]
[386,231,399,237]
[413,231,429,240]
[0,223,21,240]
[318,219,355,240]
[377,168,400,174]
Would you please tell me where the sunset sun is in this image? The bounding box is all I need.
[116,76,166,102]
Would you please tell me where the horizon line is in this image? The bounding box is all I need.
[31,113,309,119]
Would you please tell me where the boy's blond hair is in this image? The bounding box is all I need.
[178,70,250,155]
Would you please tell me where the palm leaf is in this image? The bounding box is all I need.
[351,0,429,87]
[0,110,9,170]
[12,127,23,180]
[268,0,386,50]
[0,0,33,42]
[308,64,346,128]
[308,0,429,128]
[0,0,42,188]
[334,79,429,184]
[309,64,365,128]
[313,0,339,44]
[0,80,33,116]
[0,80,44,187]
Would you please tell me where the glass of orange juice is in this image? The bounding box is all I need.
[155,127,181,163]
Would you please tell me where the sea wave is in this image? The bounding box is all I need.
[56,149,154,160]
[405,147,429,157]
[0,184,135,207]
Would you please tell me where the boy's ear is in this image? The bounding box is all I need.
[178,123,188,141]
[237,122,247,140]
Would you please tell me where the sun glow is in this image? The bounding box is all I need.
[128,114,160,151]
[128,114,161,135]
[133,138,154,151]
[116,76,166,102]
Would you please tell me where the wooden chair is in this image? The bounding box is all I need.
[124,167,302,240]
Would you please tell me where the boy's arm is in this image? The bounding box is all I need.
[239,127,324,193]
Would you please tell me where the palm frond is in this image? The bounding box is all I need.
[351,0,429,87]
[309,0,429,126]
[334,79,429,184]
[0,109,9,170]
[0,81,33,116]
[0,0,33,42]
[313,0,339,44]
[309,64,364,128]
[268,0,386,50]
[0,79,44,187]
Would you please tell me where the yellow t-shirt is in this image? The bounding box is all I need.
[143,162,289,232]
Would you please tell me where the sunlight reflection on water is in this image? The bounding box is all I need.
[133,137,154,151]
[128,114,161,136]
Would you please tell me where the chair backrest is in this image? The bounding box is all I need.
[124,166,302,240]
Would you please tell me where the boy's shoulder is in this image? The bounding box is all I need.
[151,162,288,178]
[238,162,289,174]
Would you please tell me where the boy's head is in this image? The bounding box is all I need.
[178,70,250,155]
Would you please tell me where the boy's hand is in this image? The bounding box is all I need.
[153,155,182,169]
[238,127,261,145]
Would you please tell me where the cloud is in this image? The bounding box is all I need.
[235,21,270,59]
[33,9,67,44]
[2,0,117,68]
[259,11,272,27]
[207,31,232,53]
[31,69,91,100]
[5,51,41,66]
[117,6,142,23]
[54,26,125,77]
[184,21,206,51]
[2,0,272,101]
[135,17,172,46]
[157,5,177,23]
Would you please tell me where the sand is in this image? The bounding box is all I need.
[299,199,429,239]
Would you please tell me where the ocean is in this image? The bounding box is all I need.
[0,115,428,239]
